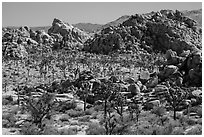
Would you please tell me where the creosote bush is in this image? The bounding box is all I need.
[86,122,106,135]
[67,109,85,117]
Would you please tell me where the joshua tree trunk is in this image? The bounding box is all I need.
[63,69,67,79]
[26,69,30,85]
[4,82,7,93]
[17,86,20,107]
[84,97,87,111]
[52,72,55,82]
[104,99,107,119]
[173,107,176,120]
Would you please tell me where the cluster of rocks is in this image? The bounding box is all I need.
[45,65,201,112]
[2,18,90,59]
[157,49,202,87]
[2,42,28,59]
[84,10,201,55]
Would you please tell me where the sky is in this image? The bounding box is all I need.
[2,2,202,27]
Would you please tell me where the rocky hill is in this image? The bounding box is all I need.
[72,9,201,33]
[2,18,91,59]
[84,9,202,55]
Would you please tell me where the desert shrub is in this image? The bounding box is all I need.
[2,113,17,127]
[196,108,202,118]
[59,127,78,135]
[143,113,160,125]
[196,118,202,125]
[59,114,70,122]
[151,106,166,117]
[93,104,103,112]
[171,127,185,135]
[109,113,135,135]
[178,114,199,126]
[151,106,168,125]
[74,106,84,111]
[2,98,10,105]
[135,117,184,135]
[185,124,202,135]
[2,95,13,105]
[136,124,154,135]
[42,125,59,135]
[10,105,20,114]
[84,108,94,115]
[57,100,77,112]
[90,111,98,119]
[185,118,197,125]
[78,115,90,122]
[86,122,105,135]
[67,109,85,117]
[154,126,184,135]
[161,119,181,135]
[20,122,41,135]
[2,119,10,128]
[183,106,202,117]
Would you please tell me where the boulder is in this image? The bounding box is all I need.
[25,37,38,45]
[180,50,190,57]
[160,65,178,78]
[124,77,135,84]
[3,42,28,59]
[128,83,140,96]
[84,31,123,54]
[154,84,169,96]
[179,50,202,86]
[136,81,143,89]
[144,99,160,110]
[139,70,150,84]
[145,76,158,88]
[165,49,182,65]
[48,18,89,44]
[191,90,202,98]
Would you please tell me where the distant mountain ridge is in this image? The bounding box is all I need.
[70,9,202,32]
[182,9,202,27]
[73,23,103,33]
[3,9,201,33]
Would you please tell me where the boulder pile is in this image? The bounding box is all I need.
[2,42,28,59]
[2,18,91,58]
[84,10,201,55]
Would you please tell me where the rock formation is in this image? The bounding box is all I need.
[48,18,90,45]
[84,10,201,55]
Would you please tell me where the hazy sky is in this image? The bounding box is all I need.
[2,2,202,27]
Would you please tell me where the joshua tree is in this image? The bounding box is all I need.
[80,80,92,111]
[165,86,188,120]
[127,96,142,122]
[111,89,127,122]
[95,80,122,135]
[22,92,56,131]
[24,57,33,85]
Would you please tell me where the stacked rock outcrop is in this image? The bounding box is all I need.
[84,10,201,55]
